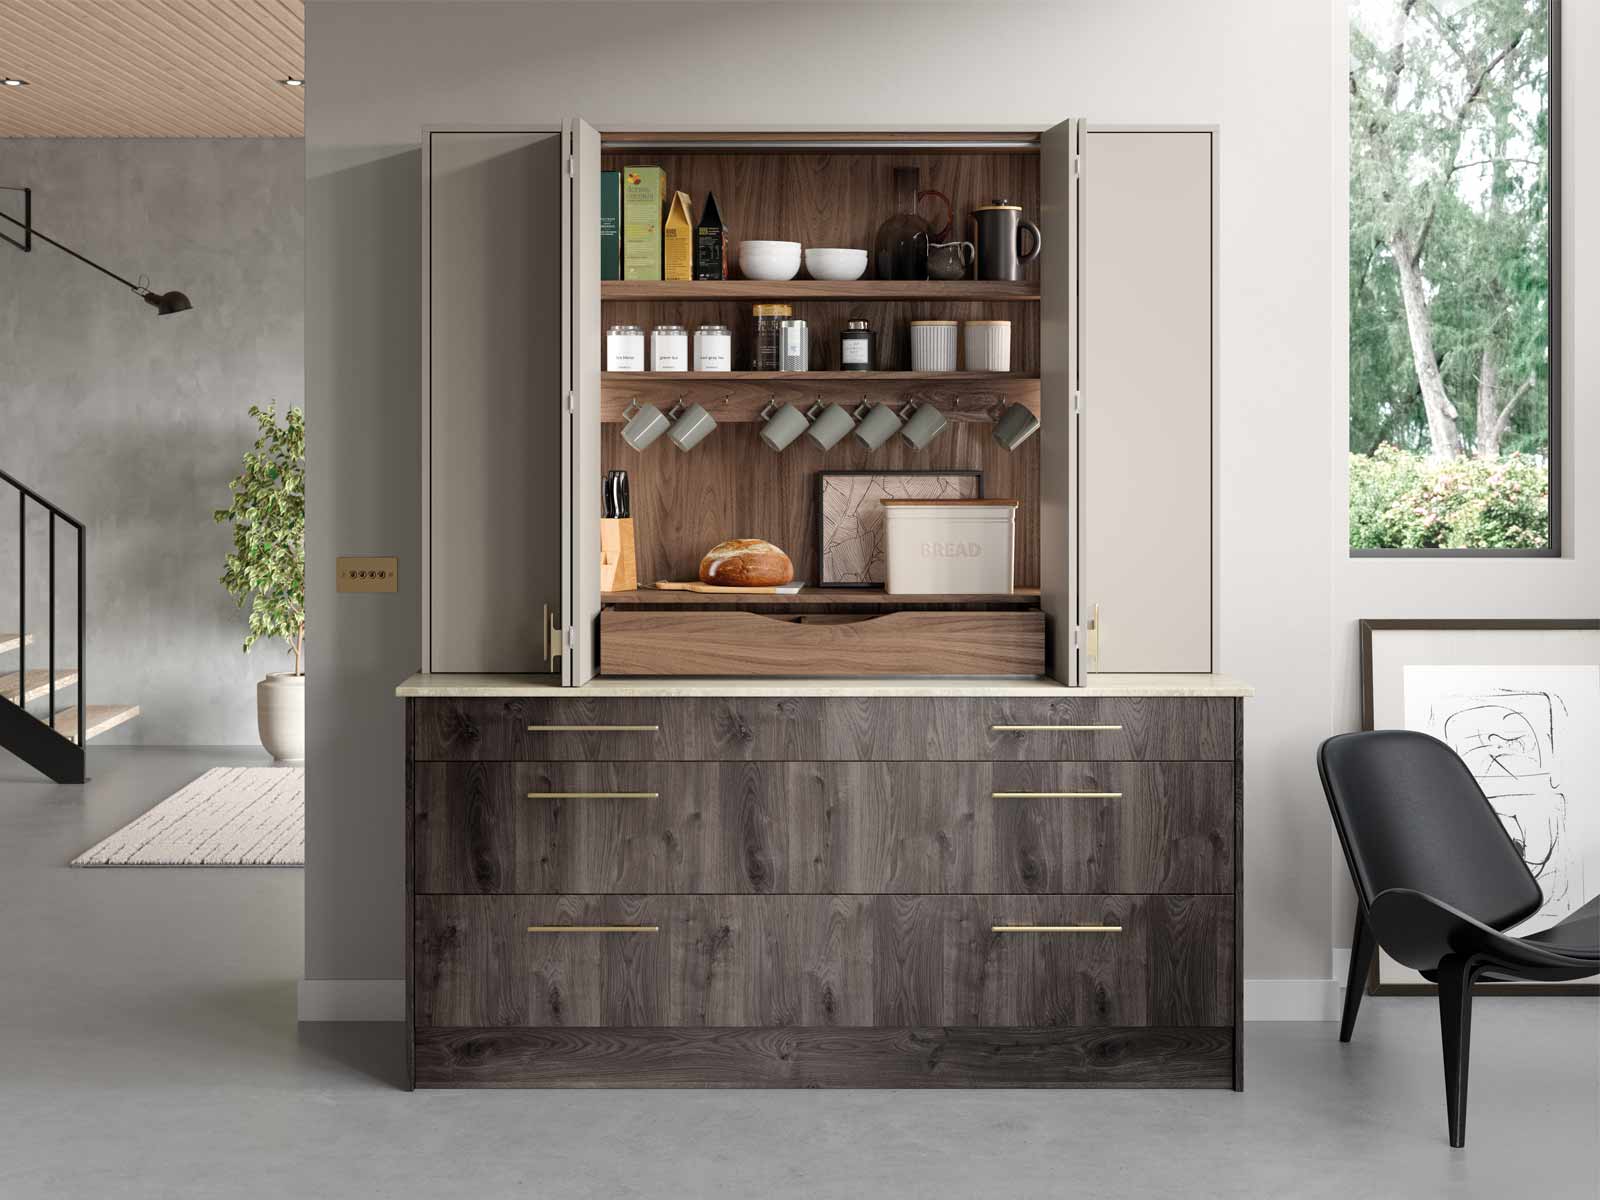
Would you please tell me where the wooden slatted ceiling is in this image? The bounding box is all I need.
[0,1,304,137]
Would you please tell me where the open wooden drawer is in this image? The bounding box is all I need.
[598,606,1045,676]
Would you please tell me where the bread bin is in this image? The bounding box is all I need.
[881,499,1018,595]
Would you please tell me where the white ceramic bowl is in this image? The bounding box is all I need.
[804,247,868,281]
[738,240,802,281]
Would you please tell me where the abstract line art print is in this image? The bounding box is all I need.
[1404,665,1600,933]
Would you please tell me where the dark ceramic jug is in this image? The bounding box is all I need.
[973,199,1042,281]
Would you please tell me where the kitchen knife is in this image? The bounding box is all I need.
[617,471,630,518]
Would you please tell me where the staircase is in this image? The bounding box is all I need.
[1,469,139,783]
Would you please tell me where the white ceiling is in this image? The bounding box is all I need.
[0,1,305,138]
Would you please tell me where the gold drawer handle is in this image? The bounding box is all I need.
[991,791,1123,799]
[992,924,1123,934]
[526,925,660,934]
[990,724,1123,732]
[526,724,660,732]
[526,791,659,799]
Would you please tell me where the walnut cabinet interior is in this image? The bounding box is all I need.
[420,122,1216,683]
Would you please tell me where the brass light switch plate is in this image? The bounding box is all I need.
[337,556,398,593]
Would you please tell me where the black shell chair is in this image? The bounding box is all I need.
[1318,729,1600,1147]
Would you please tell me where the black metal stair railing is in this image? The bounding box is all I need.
[0,466,86,783]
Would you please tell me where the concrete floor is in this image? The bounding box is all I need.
[1,747,1596,1200]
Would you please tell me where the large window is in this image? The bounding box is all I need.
[1349,0,1557,553]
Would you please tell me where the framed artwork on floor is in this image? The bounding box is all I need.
[815,470,982,588]
[1360,618,1600,995]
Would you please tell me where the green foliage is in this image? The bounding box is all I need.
[213,404,306,673]
[1349,446,1547,549]
[1349,0,1552,546]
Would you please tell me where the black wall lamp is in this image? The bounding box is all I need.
[2,185,193,315]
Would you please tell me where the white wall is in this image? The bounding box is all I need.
[301,0,1423,1011]
[1327,4,1598,959]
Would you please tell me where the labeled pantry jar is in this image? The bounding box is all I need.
[840,319,873,371]
[693,323,732,371]
[606,324,645,372]
[650,324,689,371]
[751,303,793,370]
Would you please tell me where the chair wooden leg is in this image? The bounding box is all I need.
[1437,953,1479,1148]
[1340,908,1377,1043]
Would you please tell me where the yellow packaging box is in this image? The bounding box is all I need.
[663,191,694,281]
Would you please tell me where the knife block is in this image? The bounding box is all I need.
[599,517,637,593]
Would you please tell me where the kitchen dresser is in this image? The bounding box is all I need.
[399,674,1250,1089]
[408,120,1241,1089]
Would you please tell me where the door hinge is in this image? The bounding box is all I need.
[566,624,576,649]
[1073,389,1082,416]
[1073,153,1082,180]
[566,390,576,414]
[566,155,576,179]
[1071,624,1082,652]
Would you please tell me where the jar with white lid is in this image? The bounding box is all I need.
[651,324,689,371]
[693,324,732,372]
[606,324,645,372]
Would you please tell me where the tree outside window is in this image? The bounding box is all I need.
[1349,0,1556,552]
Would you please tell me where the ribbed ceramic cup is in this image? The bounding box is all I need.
[668,402,717,452]
[620,400,671,450]
[910,320,959,372]
[759,401,811,452]
[853,402,904,450]
[805,401,857,450]
[992,402,1041,451]
[963,320,1012,372]
[899,401,949,450]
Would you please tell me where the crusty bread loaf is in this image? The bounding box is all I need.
[698,539,795,587]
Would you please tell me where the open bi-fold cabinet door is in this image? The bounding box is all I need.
[423,126,568,677]
[1076,125,1216,676]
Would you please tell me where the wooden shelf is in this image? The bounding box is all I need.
[602,280,1039,302]
[601,372,1039,422]
[603,588,1040,610]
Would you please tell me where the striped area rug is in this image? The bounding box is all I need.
[72,766,304,866]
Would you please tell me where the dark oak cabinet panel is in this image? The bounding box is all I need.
[415,760,1233,895]
[405,694,1245,1088]
[412,696,1234,763]
[415,893,1230,1029]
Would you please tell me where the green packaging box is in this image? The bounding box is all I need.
[599,170,622,281]
[622,165,665,281]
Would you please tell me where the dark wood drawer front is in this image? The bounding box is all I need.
[415,894,1231,1028]
[415,761,1233,895]
[411,696,824,761]
[820,697,1234,761]
[411,696,1232,762]
[986,762,1233,893]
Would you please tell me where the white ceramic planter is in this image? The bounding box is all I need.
[257,672,306,762]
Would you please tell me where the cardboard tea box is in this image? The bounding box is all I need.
[663,191,694,281]
[599,170,622,281]
[622,165,665,281]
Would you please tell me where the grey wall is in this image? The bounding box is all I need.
[302,0,1594,1004]
[1,139,304,745]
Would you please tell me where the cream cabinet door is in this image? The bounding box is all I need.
[1079,128,1215,674]
[424,129,566,674]
[562,117,601,686]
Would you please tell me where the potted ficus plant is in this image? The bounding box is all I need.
[214,403,306,761]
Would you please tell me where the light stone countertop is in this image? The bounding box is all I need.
[395,673,1254,698]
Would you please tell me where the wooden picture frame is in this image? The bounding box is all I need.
[1359,618,1600,996]
[815,469,982,588]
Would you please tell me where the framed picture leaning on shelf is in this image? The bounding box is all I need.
[1360,618,1600,994]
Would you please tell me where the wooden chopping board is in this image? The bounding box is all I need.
[648,581,806,594]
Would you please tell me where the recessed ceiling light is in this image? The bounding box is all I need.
[280,78,304,88]
[2,78,28,87]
